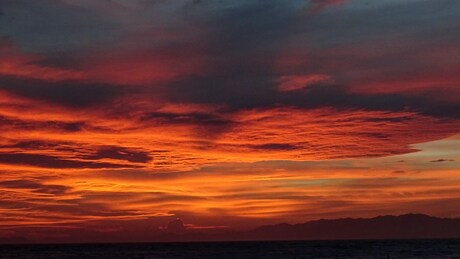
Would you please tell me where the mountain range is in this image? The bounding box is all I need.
[158,213,460,242]
[242,213,460,241]
[2,214,460,244]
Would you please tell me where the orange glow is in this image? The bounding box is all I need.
[1,93,459,233]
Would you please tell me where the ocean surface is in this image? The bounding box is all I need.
[0,239,459,259]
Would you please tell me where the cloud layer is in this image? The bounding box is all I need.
[0,0,459,242]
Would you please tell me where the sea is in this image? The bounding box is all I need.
[0,239,459,258]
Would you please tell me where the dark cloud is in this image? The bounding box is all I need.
[358,132,390,140]
[81,146,152,164]
[0,0,119,53]
[165,0,460,119]
[1,141,152,164]
[30,54,82,70]
[2,0,458,119]
[0,115,100,132]
[0,153,133,169]
[169,80,460,119]
[362,117,411,123]
[307,0,348,14]
[430,159,455,163]
[0,76,122,107]
[250,143,299,151]
[141,111,231,127]
[0,180,69,195]
[167,75,277,110]
[1,140,78,151]
[296,0,460,48]
[282,85,460,118]
[166,1,296,107]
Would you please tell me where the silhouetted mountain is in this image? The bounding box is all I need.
[3,214,460,244]
[148,213,460,242]
[242,213,460,240]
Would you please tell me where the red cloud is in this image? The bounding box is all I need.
[307,0,349,14]
[278,74,333,92]
[0,42,83,82]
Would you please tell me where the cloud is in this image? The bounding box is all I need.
[278,74,333,92]
[0,140,152,168]
[0,76,122,107]
[0,0,460,243]
[0,0,119,53]
[430,159,455,163]
[307,0,349,14]
[0,115,90,132]
[0,180,70,195]
[250,143,300,151]
[0,153,135,169]
[1,98,458,170]
[141,111,232,128]
[168,78,460,118]
[81,146,152,163]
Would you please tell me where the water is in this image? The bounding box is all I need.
[0,239,459,258]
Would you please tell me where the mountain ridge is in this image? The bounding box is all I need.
[2,214,460,244]
[245,213,460,241]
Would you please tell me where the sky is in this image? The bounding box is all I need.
[0,0,459,243]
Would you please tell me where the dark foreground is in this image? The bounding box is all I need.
[1,239,459,259]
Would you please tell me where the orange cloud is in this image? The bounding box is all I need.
[1,95,459,172]
[1,92,459,233]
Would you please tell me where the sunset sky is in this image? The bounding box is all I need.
[0,0,459,243]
